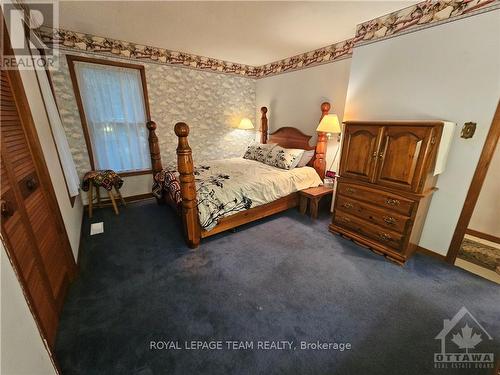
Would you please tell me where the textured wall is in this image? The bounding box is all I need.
[51,51,256,177]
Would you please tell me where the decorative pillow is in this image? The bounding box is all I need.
[296,150,315,167]
[243,142,276,162]
[264,146,305,170]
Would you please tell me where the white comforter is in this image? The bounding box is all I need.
[194,158,322,230]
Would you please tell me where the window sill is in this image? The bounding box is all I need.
[118,169,152,177]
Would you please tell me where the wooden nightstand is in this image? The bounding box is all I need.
[299,185,334,219]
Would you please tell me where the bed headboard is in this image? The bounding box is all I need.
[260,102,330,179]
[267,127,315,151]
[146,102,330,178]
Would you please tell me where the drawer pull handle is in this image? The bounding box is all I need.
[379,233,392,241]
[338,216,351,223]
[372,152,377,158]
[342,202,354,209]
[385,198,400,206]
[345,187,356,194]
[378,152,385,159]
[383,216,397,225]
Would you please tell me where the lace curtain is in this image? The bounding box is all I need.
[74,62,151,172]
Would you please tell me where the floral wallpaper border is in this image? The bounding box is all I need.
[38,0,498,79]
[38,27,353,79]
[255,39,354,78]
[38,27,261,77]
[355,0,499,46]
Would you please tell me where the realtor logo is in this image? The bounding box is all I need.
[1,0,58,70]
[434,307,494,369]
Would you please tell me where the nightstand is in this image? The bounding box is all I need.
[299,185,334,219]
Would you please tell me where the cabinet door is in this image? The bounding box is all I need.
[339,125,382,182]
[374,126,434,192]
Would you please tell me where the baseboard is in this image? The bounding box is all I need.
[465,228,500,245]
[416,246,446,261]
[76,210,85,268]
[83,192,154,209]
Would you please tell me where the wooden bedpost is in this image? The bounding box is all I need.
[313,102,330,179]
[260,107,268,143]
[174,122,201,249]
[146,121,163,175]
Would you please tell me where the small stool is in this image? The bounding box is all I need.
[299,185,334,219]
[82,170,125,218]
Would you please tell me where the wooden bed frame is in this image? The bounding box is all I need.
[146,102,330,248]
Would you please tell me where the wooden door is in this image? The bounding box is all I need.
[1,54,76,345]
[374,126,434,192]
[339,124,382,182]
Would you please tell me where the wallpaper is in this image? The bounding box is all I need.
[39,1,498,80]
[50,51,256,178]
[40,27,260,78]
[355,0,498,45]
[40,27,352,79]
[255,39,354,78]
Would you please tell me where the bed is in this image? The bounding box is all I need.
[146,102,331,248]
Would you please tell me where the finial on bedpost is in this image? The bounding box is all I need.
[260,106,268,144]
[321,102,330,118]
[174,122,201,248]
[147,121,163,175]
[313,102,330,179]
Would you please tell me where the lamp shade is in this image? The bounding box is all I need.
[316,114,341,134]
[238,118,254,130]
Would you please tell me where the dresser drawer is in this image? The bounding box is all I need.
[336,195,409,233]
[337,182,415,216]
[334,211,404,251]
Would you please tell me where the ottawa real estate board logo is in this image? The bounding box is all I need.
[434,307,494,370]
[1,0,58,70]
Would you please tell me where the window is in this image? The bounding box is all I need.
[67,56,152,175]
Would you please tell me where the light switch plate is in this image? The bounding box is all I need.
[461,122,476,139]
[90,222,104,235]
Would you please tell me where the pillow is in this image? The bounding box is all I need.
[264,146,305,170]
[243,142,277,162]
[296,150,315,167]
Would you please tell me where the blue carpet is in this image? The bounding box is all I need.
[55,200,500,375]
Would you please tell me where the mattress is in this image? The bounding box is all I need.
[153,157,322,231]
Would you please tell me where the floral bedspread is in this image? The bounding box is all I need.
[153,158,322,231]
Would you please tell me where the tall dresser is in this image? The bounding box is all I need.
[329,121,447,264]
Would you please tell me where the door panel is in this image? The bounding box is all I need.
[374,126,433,191]
[1,62,76,346]
[25,189,70,302]
[339,125,382,182]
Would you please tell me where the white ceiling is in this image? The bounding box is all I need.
[57,1,418,66]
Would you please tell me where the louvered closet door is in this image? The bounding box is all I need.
[1,67,76,346]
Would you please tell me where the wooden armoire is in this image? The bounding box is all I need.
[330,121,446,264]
